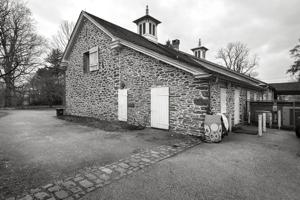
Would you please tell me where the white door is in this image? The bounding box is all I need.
[118,89,127,121]
[234,89,240,125]
[220,88,227,114]
[151,87,169,129]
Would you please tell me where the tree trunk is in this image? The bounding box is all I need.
[4,77,15,107]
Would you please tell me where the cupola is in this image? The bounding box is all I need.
[191,39,208,59]
[133,5,161,42]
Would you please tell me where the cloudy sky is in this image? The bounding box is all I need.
[27,0,300,83]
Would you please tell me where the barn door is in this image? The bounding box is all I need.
[151,87,169,129]
[234,89,240,125]
[220,88,227,114]
[118,89,127,121]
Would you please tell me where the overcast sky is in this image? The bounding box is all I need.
[27,0,300,83]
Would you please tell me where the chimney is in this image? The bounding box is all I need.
[171,39,180,50]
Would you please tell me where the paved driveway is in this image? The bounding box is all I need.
[83,129,300,200]
[0,109,190,198]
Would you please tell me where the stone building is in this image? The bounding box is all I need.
[61,8,268,136]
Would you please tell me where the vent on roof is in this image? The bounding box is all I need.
[133,6,161,42]
[191,39,208,59]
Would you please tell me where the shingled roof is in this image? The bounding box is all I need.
[269,82,300,95]
[64,11,267,90]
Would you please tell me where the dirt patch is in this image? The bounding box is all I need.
[58,115,145,132]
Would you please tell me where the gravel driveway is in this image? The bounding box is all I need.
[0,109,191,198]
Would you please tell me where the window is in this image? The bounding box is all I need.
[139,24,142,35]
[83,46,99,73]
[152,24,155,35]
[143,23,146,34]
[149,22,152,35]
[253,93,257,101]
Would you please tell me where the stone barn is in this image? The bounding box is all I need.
[61,8,268,136]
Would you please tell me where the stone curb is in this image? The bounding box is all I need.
[8,139,201,200]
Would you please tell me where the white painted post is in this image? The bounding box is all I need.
[229,114,232,132]
[248,112,251,124]
[278,110,281,129]
[258,114,263,136]
[269,114,272,128]
[263,113,266,132]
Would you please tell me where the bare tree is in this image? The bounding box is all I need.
[216,41,258,76]
[51,20,74,51]
[287,38,300,81]
[0,0,45,106]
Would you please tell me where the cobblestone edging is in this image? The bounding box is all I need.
[8,139,201,200]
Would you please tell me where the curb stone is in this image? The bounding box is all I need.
[10,139,200,200]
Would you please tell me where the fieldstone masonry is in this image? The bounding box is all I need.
[64,18,262,136]
[65,19,209,136]
[210,80,261,125]
[9,139,201,200]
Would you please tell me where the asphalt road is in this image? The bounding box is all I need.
[0,109,188,198]
[82,129,300,200]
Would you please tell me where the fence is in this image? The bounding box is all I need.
[248,101,300,130]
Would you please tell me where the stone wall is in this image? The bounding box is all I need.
[65,19,120,120]
[118,47,209,136]
[65,18,209,136]
[209,80,250,125]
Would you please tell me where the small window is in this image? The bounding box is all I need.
[149,22,152,35]
[83,46,99,73]
[143,23,146,34]
[152,24,155,35]
[139,24,142,35]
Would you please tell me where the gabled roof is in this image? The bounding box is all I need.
[62,11,267,90]
[269,82,300,95]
